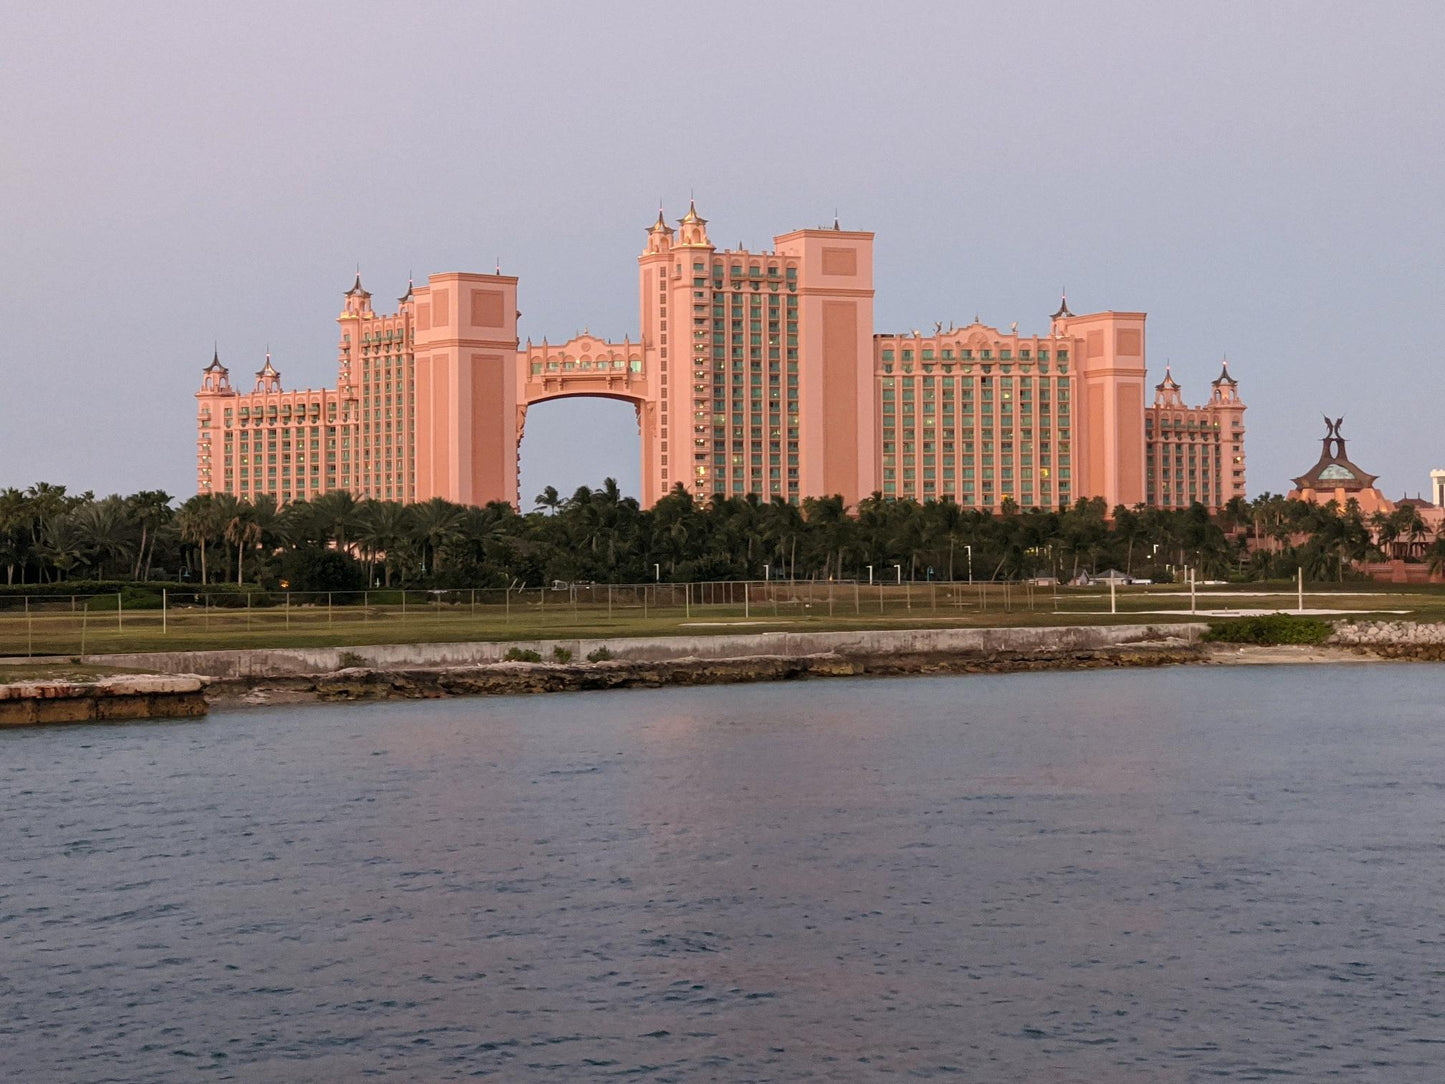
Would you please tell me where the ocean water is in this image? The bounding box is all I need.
[3,665,1445,1081]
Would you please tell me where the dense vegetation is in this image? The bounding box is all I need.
[1,481,1441,592]
[1202,614,1334,645]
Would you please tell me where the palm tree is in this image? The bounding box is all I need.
[176,494,225,584]
[224,504,262,586]
[356,500,414,586]
[124,490,173,580]
[72,496,137,578]
[310,489,361,550]
[0,487,29,584]
[411,497,463,576]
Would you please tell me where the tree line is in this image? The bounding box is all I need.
[0,481,1441,592]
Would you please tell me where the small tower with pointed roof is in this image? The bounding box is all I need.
[1153,365,1183,409]
[677,200,711,248]
[198,346,232,394]
[253,352,283,394]
[643,206,674,255]
[1210,358,1239,405]
[342,272,373,318]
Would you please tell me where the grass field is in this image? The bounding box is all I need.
[1,580,1441,659]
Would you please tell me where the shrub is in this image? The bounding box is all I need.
[1202,613,1332,646]
[586,646,613,662]
[551,646,574,663]
[504,647,542,662]
[277,545,366,593]
[336,650,367,669]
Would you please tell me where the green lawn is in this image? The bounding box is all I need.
[1,581,1440,658]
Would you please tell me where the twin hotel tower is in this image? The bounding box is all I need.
[196,204,1246,514]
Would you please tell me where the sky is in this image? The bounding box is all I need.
[3,1,1442,508]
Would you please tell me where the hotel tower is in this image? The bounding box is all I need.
[196,204,1245,512]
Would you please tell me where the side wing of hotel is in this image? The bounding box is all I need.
[195,205,1246,512]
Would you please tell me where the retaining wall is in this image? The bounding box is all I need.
[84,623,1206,679]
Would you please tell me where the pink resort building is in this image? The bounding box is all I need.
[195,204,1246,512]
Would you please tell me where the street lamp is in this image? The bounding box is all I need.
[866,564,873,585]
[894,563,903,584]
[764,563,770,581]
[965,544,973,585]
[655,563,661,582]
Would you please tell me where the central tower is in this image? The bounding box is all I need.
[637,203,877,506]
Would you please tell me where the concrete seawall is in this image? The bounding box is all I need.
[87,623,1207,679]
[0,675,209,726]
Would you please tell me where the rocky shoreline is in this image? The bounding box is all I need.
[209,639,1399,707]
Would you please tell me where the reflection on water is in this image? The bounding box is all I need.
[3,665,1445,1080]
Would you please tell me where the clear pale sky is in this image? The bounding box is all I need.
[3,2,1441,507]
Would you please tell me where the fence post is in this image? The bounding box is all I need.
[162,588,167,635]
[471,588,476,619]
[80,601,87,656]
[117,591,123,632]
[247,591,252,630]
[25,596,32,657]
[685,582,690,619]
[505,586,510,622]
[285,591,291,628]
[401,590,406,623]
[328,592,333,627]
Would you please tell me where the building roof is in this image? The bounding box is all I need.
[346,272,369,297]
[1051,291,1073,320]
[1291,416,1378,492]
[1213,359,1237,386]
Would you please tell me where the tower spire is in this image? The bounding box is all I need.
[1051,288,1073,320]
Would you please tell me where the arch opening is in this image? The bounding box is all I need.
[518,395,643,510]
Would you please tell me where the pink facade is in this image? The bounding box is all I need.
[1145,363,1247,510]
[196,205,1246,513]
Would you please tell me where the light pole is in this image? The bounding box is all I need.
[866,564,873,585]
[655,563,661,582]
[764,563,770,581]
[894,563,903,584]
[965,545,973,585]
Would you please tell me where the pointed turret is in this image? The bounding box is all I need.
[1152,364,1183,408]
[398,277,414,305]
[1051,290,1073,320]
[1210,357,1240,404]
[677,199,711,247]
[342,270,373,318]
[253,351,283,394]
[198,346,232,393]
[643,205,675,254]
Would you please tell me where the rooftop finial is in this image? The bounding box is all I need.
[495,257,501,275]
[1051,288,1073,320]
[833,208,840,230]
